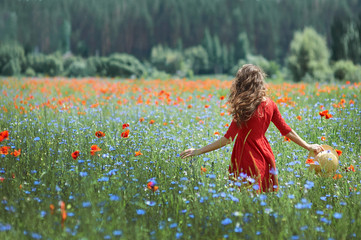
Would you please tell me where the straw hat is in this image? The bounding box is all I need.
[307,144,339,176]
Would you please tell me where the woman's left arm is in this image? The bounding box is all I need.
[180,137,232,159]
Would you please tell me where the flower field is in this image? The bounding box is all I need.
[0,77,361,239]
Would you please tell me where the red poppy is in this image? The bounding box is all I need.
[0,131,9,142]
[319,110,328,117]
[201,167,207,174]
[121,129,130,138]
[284,136,291,142]
[296,116,302,121]
[220,96,225,100]
[139,117,144,122]
[333,174,342,180]
[95,131,105,138]
[0,146,10,155]
[71,150,80,160]
[347,165,355,172]
[135,151,143,156]
[10,149,21,157]
[305,158,314,164]
[335,149,342,156]
[49,204,55,215]
[147,181,159,192]
[149,120,155,124]
[325,113,333,119]
[90,145,101,155]
[122,123,129,129]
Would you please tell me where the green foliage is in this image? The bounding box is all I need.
[26,54,63,76]
[234,32,250,61]
[66,60,89,77]
[24,67,36,77]
[287,27,331,82]
[87,57,108,76]
[184,45,208,74]
[230,55,280,77]
[150,45,184,74]
[106,53,146,78]
[333,60,361,82]
[331,16,361,64]
[333,60,356,81]
[0,42,25,75]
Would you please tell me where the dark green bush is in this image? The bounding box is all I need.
[87,56,107,76]
[184,46,208,74]
[332,60,357,81]
[287,27,331,82]
[150,45,183,74]
[24,67,36,77]
[0,43,25,75]
[26,54,63,76]
[105,53,145,78]
[66,60,88,77]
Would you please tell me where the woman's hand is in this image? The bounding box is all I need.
[308,144,324,155]
[180,148,200,159]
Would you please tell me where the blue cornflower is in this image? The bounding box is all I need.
[136,209,146,215]
[221,218,232,225]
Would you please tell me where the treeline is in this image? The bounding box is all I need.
[1,26,361,83]
[1,0,361,61]
[1,0,361,82]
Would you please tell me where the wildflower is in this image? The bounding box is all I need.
[0,146,10,155]
[149,120,155,124]
[221,218,232,225]
[220,96,225,100]
[135,151,143,156]
[147,181,159,192]
[296,116,302,120]
[321,136,326,141]
[0,131,9,142]
[325,113,333,119]
[90,145,101,155]
[49,204,55,215]
[121,129,130,138]
[139,117,144,122]
[346,165,355,172]
[335,149,342,156]
[0,177,4,182]
[319,110,328,117]
[284,136,291,142]
[220,112,225,116]
[204,105,210,108]
[10,149,21,157]
[122,123,129,129]
[136,209,146,215]
[187,105,192,109]
[333,174,342,180]
[305,158,314,164]
[201,167,207,174]
[333,212,342,219]
[71,150,80,160]
[95,131,105,138]
[214,131,220,135]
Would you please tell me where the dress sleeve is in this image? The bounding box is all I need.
[271,101,292,136]
[224,119,239,141]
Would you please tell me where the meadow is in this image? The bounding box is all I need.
[0,77,360,240]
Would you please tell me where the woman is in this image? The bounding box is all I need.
[180,64,323,192]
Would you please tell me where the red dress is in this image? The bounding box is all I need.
[224,98,292,192]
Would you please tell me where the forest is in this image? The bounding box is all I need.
[1,0,361,81]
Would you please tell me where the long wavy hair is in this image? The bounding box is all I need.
[227,64,267,127]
